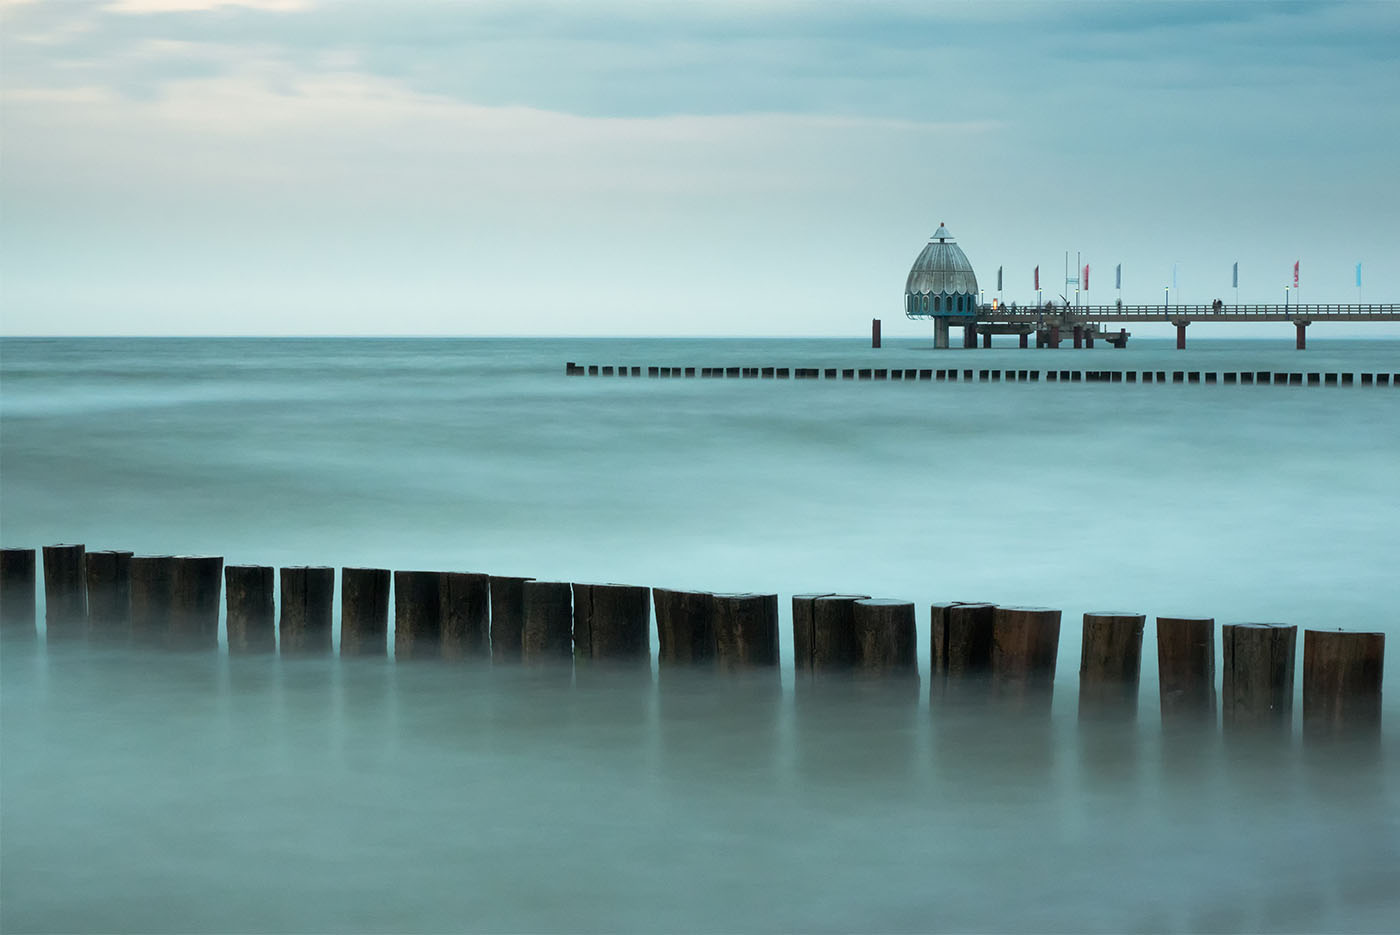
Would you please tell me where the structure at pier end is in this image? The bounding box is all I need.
[904,224,979,349]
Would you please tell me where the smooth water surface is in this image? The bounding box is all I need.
[2,337,1399,932]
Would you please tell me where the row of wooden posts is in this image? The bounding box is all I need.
[0,545,1385,734]
[566,362,1399,386]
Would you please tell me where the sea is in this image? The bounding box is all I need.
[1,335,1398,933]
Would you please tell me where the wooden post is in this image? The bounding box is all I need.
[810,594,870,672]
[1079,612,1146,716]
[85,550,133,641]
[441,572,490,660]
[489,575,533,663]
[1303,629,1384,737]
[279,566,334,654]
[853,599,917,676]
[791,593,833,675]
[871,318,881,348]
[0,547,36,637]
[931,602,996,685]
[1156,616,1216,719]
[713,593,779,671]
[42,543,87,638]
[341,567,390,656]
[130,555,175,646]
[170,556,222,651]
[522,580,573,663]
[225,565,275,654]
[991,606,1062,708]
[394,570,442,660]
[1222,623,1296,729]
[654,588,715,665]
[572,583,650,663]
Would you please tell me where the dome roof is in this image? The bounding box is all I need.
[905,223,978,297]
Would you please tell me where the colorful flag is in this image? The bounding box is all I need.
[1356,262,1362,287]
[1294,261,1299,288]
[1034,266,1040,290]
[1232,262,1238,289]
[997,266,1003,291]
[1115,264,1121,290]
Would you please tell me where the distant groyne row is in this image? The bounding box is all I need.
[565,363,1399,386]
[1,545,1385,736]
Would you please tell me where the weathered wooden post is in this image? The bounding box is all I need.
[225,565,275,654]
[1222,623,1296,729]
[42,543,87,638]
[990,606,1062,709]
[791,593,832,675]
[522,580,573,663]
[1078,612,1146,716]
[279,566,334,654]
[572,583,650,663]
[0,547,37,636]
[1303,629,1384,737]
[489,575,533,663]
[85,550,132,641]
[441,572,490,659]
[394,570,443,660]
[654,588,715,665]
[341,567,390,656]
[170,556,223,651]
[713,593,779,671]
[130,555,175,646]
[1156,616,1216,720]
[930,602,996,678]
[872,318,882,348]
[809,594,870,672]
[853,599,917,676]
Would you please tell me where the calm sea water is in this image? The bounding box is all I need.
[2,336,1399,933]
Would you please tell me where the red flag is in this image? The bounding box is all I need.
[1034,266,1040,290]
[1294,261,1299,288]
[1083,264,1090,291]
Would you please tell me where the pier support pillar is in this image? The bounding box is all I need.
[1295,320,1309,350]
[1049,325,1060,348]
[871,318,881,349]
[1072,326,1083,349]
[933,318,949,350]
[1085,332,1095,349]
[1019,332,1029,349]
[981,331,992,349]
[1174,320,1188,350]
[963,323,977,348]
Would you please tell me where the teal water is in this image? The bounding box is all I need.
[2,336,1399,932]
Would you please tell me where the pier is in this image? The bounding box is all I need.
[966,303,1400,350]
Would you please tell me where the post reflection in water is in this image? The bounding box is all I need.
[1,633,1397,933]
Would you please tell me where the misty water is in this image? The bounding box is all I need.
[2,336,1399,933]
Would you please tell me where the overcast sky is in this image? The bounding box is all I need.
[3,0,1398,336]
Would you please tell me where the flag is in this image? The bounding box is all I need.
[1034,266,1039,290]
[1115,264,1121,290]
[997,266,1003,291]
[1294,261,1299,288]
[1232,262,1238,289]
[1083,264,1090,291]
[1356,262,1362,287]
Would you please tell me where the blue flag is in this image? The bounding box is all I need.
[1232,261,1238,289]
[1115,264,1121,289]
[997,266,1003,291]
[1356,262,1362,287]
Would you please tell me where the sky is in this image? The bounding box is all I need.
[2,0,1398,337]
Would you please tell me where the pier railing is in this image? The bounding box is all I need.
[984,303,1400,322]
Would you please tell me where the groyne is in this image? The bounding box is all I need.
[565,363,1398,385]
[0,544,1385,736]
